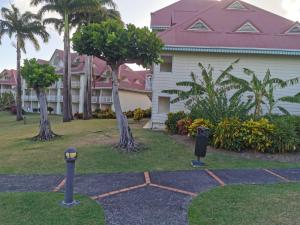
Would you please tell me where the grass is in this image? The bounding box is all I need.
[188,183,300,225]
[0,192,104,225]
[0,111,299,174]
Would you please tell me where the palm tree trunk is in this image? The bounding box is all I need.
[35,88,56,141]
[68,41,73,120]
[16,39,23,121]
[111,65,137,151]
[83,55,89,120]
[87,56,92,118]
[63,12,71,122]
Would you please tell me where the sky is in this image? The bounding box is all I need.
[0,0,300,72]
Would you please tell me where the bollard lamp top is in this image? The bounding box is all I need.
[64,148,78,162]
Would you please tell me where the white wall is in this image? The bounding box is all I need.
[118,90,151,112]
[152,52,300,127]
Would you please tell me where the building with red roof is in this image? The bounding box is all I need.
[150,0,300,128]
[20,49,152,114]
[0,69,17,96]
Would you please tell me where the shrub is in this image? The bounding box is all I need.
[74,112,83,120]
[0,92,15,111]
[10,106,26,115]
[47,106,54,114]
[125,110,134,118]
[268,116,300,153]
[133,108,144,122]
[213,118,245,151]
[93,108,116,119]
[214,118,276,153]
[188,118,213,137]
[165,111,186,134]
[177,118,193,135]
[143,108,152,118]
[241,119,275,152]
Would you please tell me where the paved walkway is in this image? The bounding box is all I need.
[0,168,300,225]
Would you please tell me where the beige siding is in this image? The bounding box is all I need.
[152,52,300,126]
[118,90,151,112]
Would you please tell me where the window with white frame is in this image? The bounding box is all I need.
[160,55,173,72]
[287,23,300,34]
[158,97,170,114]
[227,1,248,10]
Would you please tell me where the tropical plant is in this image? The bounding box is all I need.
[0,92,15,111]
[176,118,192,135]
[188,118,213,137]
[73,20,163,151]
[0,4,49,121]
[162,59,239,105]
[133,108,144,122]
[165,111,186,134]
[189,94,253,124]
[70,0,120,120]
[280,92,300,104]
[31,0,102,122]
[223,68,299,118]
[21,59,59,141]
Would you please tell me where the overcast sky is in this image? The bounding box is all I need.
[0,0,300,71]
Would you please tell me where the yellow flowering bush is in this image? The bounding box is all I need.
[241,119,275,152]
[133,108,144,122]
[188,118,213,137]
[213,118,275,152]
[213,118,245,151]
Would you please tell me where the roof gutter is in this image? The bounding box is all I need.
[163,45,300,56]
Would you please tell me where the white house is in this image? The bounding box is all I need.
[0,69,16,96]
[150,0,300,129]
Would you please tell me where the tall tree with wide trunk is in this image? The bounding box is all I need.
[73,20,163,151]
[21,59,59,141]
[31,0,101,122]
[70,1,121,120]
[0,5,49,121]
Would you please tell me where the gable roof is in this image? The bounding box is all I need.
[152,0,300,55]
[0,69,17,86]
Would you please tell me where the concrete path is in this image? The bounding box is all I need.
[0,168,299,225]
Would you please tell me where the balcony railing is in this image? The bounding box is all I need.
[0,89,13,93]
[71,81,80,88]
[100,96,112,104]
[47,96,57,102]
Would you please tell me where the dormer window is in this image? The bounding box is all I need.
[227,1,248,10]
[286,22,300,35]
[188,20,211,31]
[235,22,260,33]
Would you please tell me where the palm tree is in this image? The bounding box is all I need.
[70,0,120,120]
[0,4,49,121]
[223,68,299,117]
[30,0,101,122]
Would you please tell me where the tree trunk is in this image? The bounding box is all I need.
[68,40,73,120]
[16,40,23,121]
[35,88,56,141]
[111,65,137,151]
[83,55,89,120]
[87,56,92,118]
[63,12,71,122]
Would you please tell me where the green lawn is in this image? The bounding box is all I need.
[0,192,104,225]
[0,111,299,174]
[189,183,300,225]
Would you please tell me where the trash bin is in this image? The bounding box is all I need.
[192,126,209,167]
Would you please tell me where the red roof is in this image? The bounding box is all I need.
[0,69,17,85]
[152,0,300,51]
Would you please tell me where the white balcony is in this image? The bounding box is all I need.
[91,96,98,103]
[100,96,112,104]
[0,89,13,94]
[71,81,80,88]
[47,96,57,102]
[72,95,80,103]
[24,96,38,101]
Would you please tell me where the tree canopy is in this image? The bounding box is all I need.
[21,59,59,90]
[72,20,163,67]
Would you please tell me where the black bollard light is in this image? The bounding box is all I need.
[61,147,79,207]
